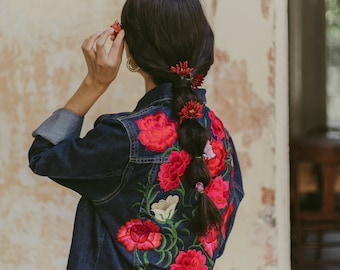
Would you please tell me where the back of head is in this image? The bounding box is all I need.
[121,0,221,236]
[121,0,214,84]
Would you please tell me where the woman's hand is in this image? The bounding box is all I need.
[82,28,125,91]
[63,28,125,116]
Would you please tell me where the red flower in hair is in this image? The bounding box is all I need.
[178,100,203,124]
[170,61,194,77]
[110,20,122,41]
[191,74,205,89]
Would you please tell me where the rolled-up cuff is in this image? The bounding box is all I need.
[32,108,84,145]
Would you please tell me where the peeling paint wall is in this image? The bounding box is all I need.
[0,0,289,269]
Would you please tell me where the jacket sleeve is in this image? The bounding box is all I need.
[28,109,130,200]
[217,133,244,258]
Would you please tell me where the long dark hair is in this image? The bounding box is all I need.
[121,0,221,235]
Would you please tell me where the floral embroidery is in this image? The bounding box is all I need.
[151,195,179,222]
[136,112,178,152]
[170,250,208,270]
[158,150,191,192]
[118,108,236,269]
[206,139,227,177]
[205,176,230,209]
[208,111,225,140]
[117,219,162,252]
[203,140,216,160]
[178,100,203,124]
[222,201,235,239]
[198,226,220,258]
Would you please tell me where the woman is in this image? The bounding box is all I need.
[29,0,244,269]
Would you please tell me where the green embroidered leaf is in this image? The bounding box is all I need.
[163,250,173,268]
[156,235,168,251]
[143,252,149,265]
[155,250,166,265]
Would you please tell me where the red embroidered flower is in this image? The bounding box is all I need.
[158,150,191,192]
[170,250,208,270]
[117,219,162,252]
[205,176,230,209]
[198,226,220,258]
[205,139,227,177]
[136,112,178,152]
[191,74,205,89]
[208,111,225,140]
[222,201,235,239]
[179,100,203,124]
[170,60,194,77]
[110,20,122,41]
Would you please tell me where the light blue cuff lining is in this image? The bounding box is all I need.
[32,108,84,145]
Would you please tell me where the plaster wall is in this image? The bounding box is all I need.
[0,0,289,269]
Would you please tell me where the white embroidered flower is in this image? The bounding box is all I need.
[151,195,179,222]
[203,140,216,160]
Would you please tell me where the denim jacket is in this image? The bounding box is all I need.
[29,83,244,270]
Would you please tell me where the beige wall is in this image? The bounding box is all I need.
[0,0,289,269]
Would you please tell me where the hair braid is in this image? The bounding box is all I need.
[172,84,222,235]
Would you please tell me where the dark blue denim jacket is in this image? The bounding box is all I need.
[29,83,244,270]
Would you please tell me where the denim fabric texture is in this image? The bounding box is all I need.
[29,83,244,270]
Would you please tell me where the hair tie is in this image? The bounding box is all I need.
[194,155,204,159]
[195,182,205,194]
[170,61,205,89]
[178,100,203,124]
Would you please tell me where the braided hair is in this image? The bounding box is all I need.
[121,0,221,235]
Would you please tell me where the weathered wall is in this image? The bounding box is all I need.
[0,0,289,269]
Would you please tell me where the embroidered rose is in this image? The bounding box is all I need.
[136,112,178,152]
[117,219,162,252]
[208,111,225,140]
[198,226,220,258]
[151,195,179,222]
[170,250,208,270]
[222,201,235,239]
[205,176,230,209]
[205,139,227,177]
[158,150,191,192]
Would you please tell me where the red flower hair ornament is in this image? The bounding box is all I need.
[178,100,203,124]
[110,20,122,41]
[170,61,205,89]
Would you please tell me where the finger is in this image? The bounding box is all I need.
[95,28,114,60]
[108,30,125,64]
[81,31,102,60]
